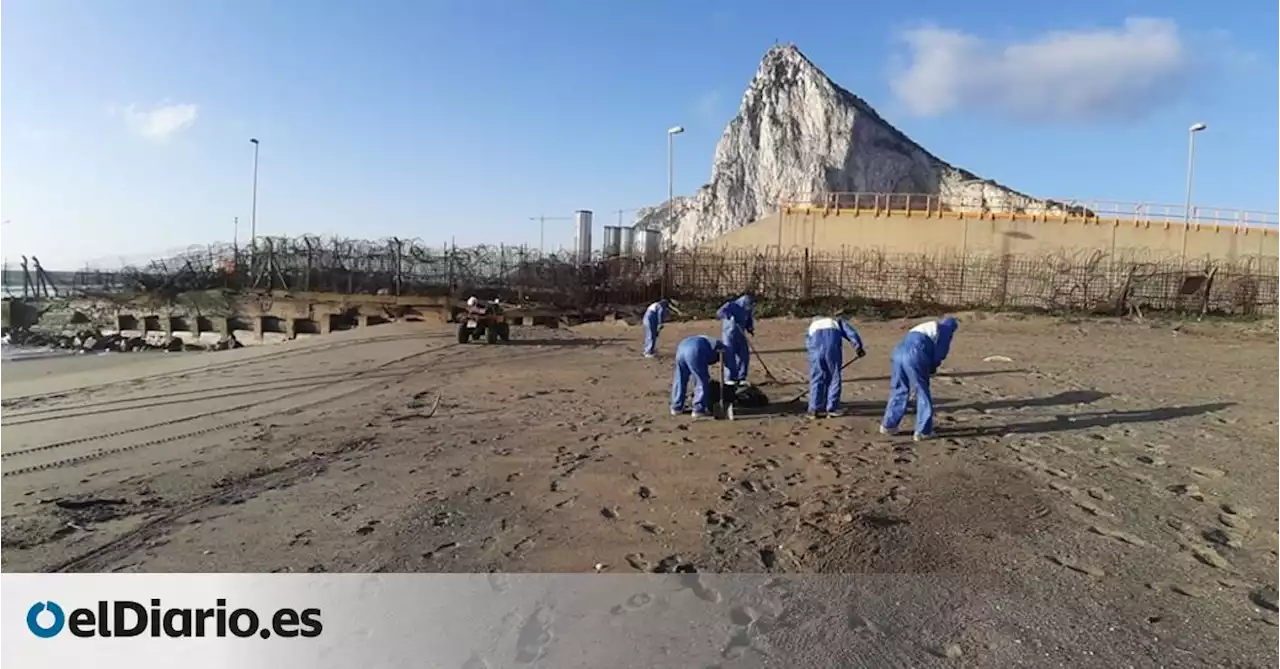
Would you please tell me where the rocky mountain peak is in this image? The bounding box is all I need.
[633,44,1056,248]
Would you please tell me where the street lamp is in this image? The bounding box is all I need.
[667,126,684,233]
[527,217,543,254]
[1184,123,1206,224]
[249,138,260,250]
[527,215,572,255]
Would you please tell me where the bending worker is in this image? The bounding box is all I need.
[715,294,755,385]
[880,316,959,441]
[671,335,725,419]
[805,316,866,419]
[642,298,676,358]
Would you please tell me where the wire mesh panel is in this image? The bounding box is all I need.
[32,236,1275,318]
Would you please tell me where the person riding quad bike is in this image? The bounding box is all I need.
[458,296,510,344]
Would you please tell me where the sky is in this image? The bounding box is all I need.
[2,0,1276,268]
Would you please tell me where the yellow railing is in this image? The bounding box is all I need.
[779,192,1279,232]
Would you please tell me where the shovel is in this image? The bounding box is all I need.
[715,351,737,421]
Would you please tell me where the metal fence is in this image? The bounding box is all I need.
[12,236,1273,318]
[781,192,1280,229]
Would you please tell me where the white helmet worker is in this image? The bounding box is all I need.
[467,296,478,307]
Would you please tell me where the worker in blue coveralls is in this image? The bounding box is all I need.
[805,316,866,419]
[880,317,959,441]
[671,335,725,419]
[642,298,675,358]
[716,294,755,385]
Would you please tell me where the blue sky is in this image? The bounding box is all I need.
[2,0,1276,268]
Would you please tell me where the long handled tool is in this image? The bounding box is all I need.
[716,350,730,420]
[746,336,781,385]
[786,355,862,404]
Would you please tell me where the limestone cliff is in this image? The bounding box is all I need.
[634,44,1067,248]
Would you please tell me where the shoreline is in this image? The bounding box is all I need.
[1,346,193,384]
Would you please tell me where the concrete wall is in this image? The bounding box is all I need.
[9,291,452,344]
[1,300,41,329]
[706,207,1280,262]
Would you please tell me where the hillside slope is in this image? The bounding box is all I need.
[634,44,1061,248]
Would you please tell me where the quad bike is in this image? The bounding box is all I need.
[457,301,511,344]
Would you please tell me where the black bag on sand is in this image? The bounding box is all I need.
[706,381,770,408]
[734,385,770,408]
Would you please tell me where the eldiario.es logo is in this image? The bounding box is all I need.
[27,599,322,639]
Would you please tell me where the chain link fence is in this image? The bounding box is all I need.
[12,237,1276,318]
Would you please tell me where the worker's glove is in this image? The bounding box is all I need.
[854,347,866,359]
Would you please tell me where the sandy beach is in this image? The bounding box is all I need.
[1,315,1276,665]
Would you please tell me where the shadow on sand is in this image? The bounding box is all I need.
[947,389,1111,413]
[499,337,614,347]
[938,402,1235,438]
[845,369,1031,383]
[722,390,1228,436]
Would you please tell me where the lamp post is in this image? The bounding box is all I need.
[528,216,548,254]
[667,126,684,233]
[527,216,572,255]
[249,138,260,250]
[1,222,9,298]
[1184,123,1207,225]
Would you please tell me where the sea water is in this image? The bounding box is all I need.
[1,334,75,362]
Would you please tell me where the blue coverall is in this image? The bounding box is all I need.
[642,299,670,357]
[671,335,723,415]
[806,316,865,414]
[881,317,959,437]
[716,295,755,383]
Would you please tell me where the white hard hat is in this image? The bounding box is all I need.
[467,297,478,307]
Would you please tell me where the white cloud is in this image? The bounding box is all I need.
[890,18,1190,122]
[112,101,199,141]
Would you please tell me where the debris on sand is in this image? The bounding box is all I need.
[983,355,1014,363]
